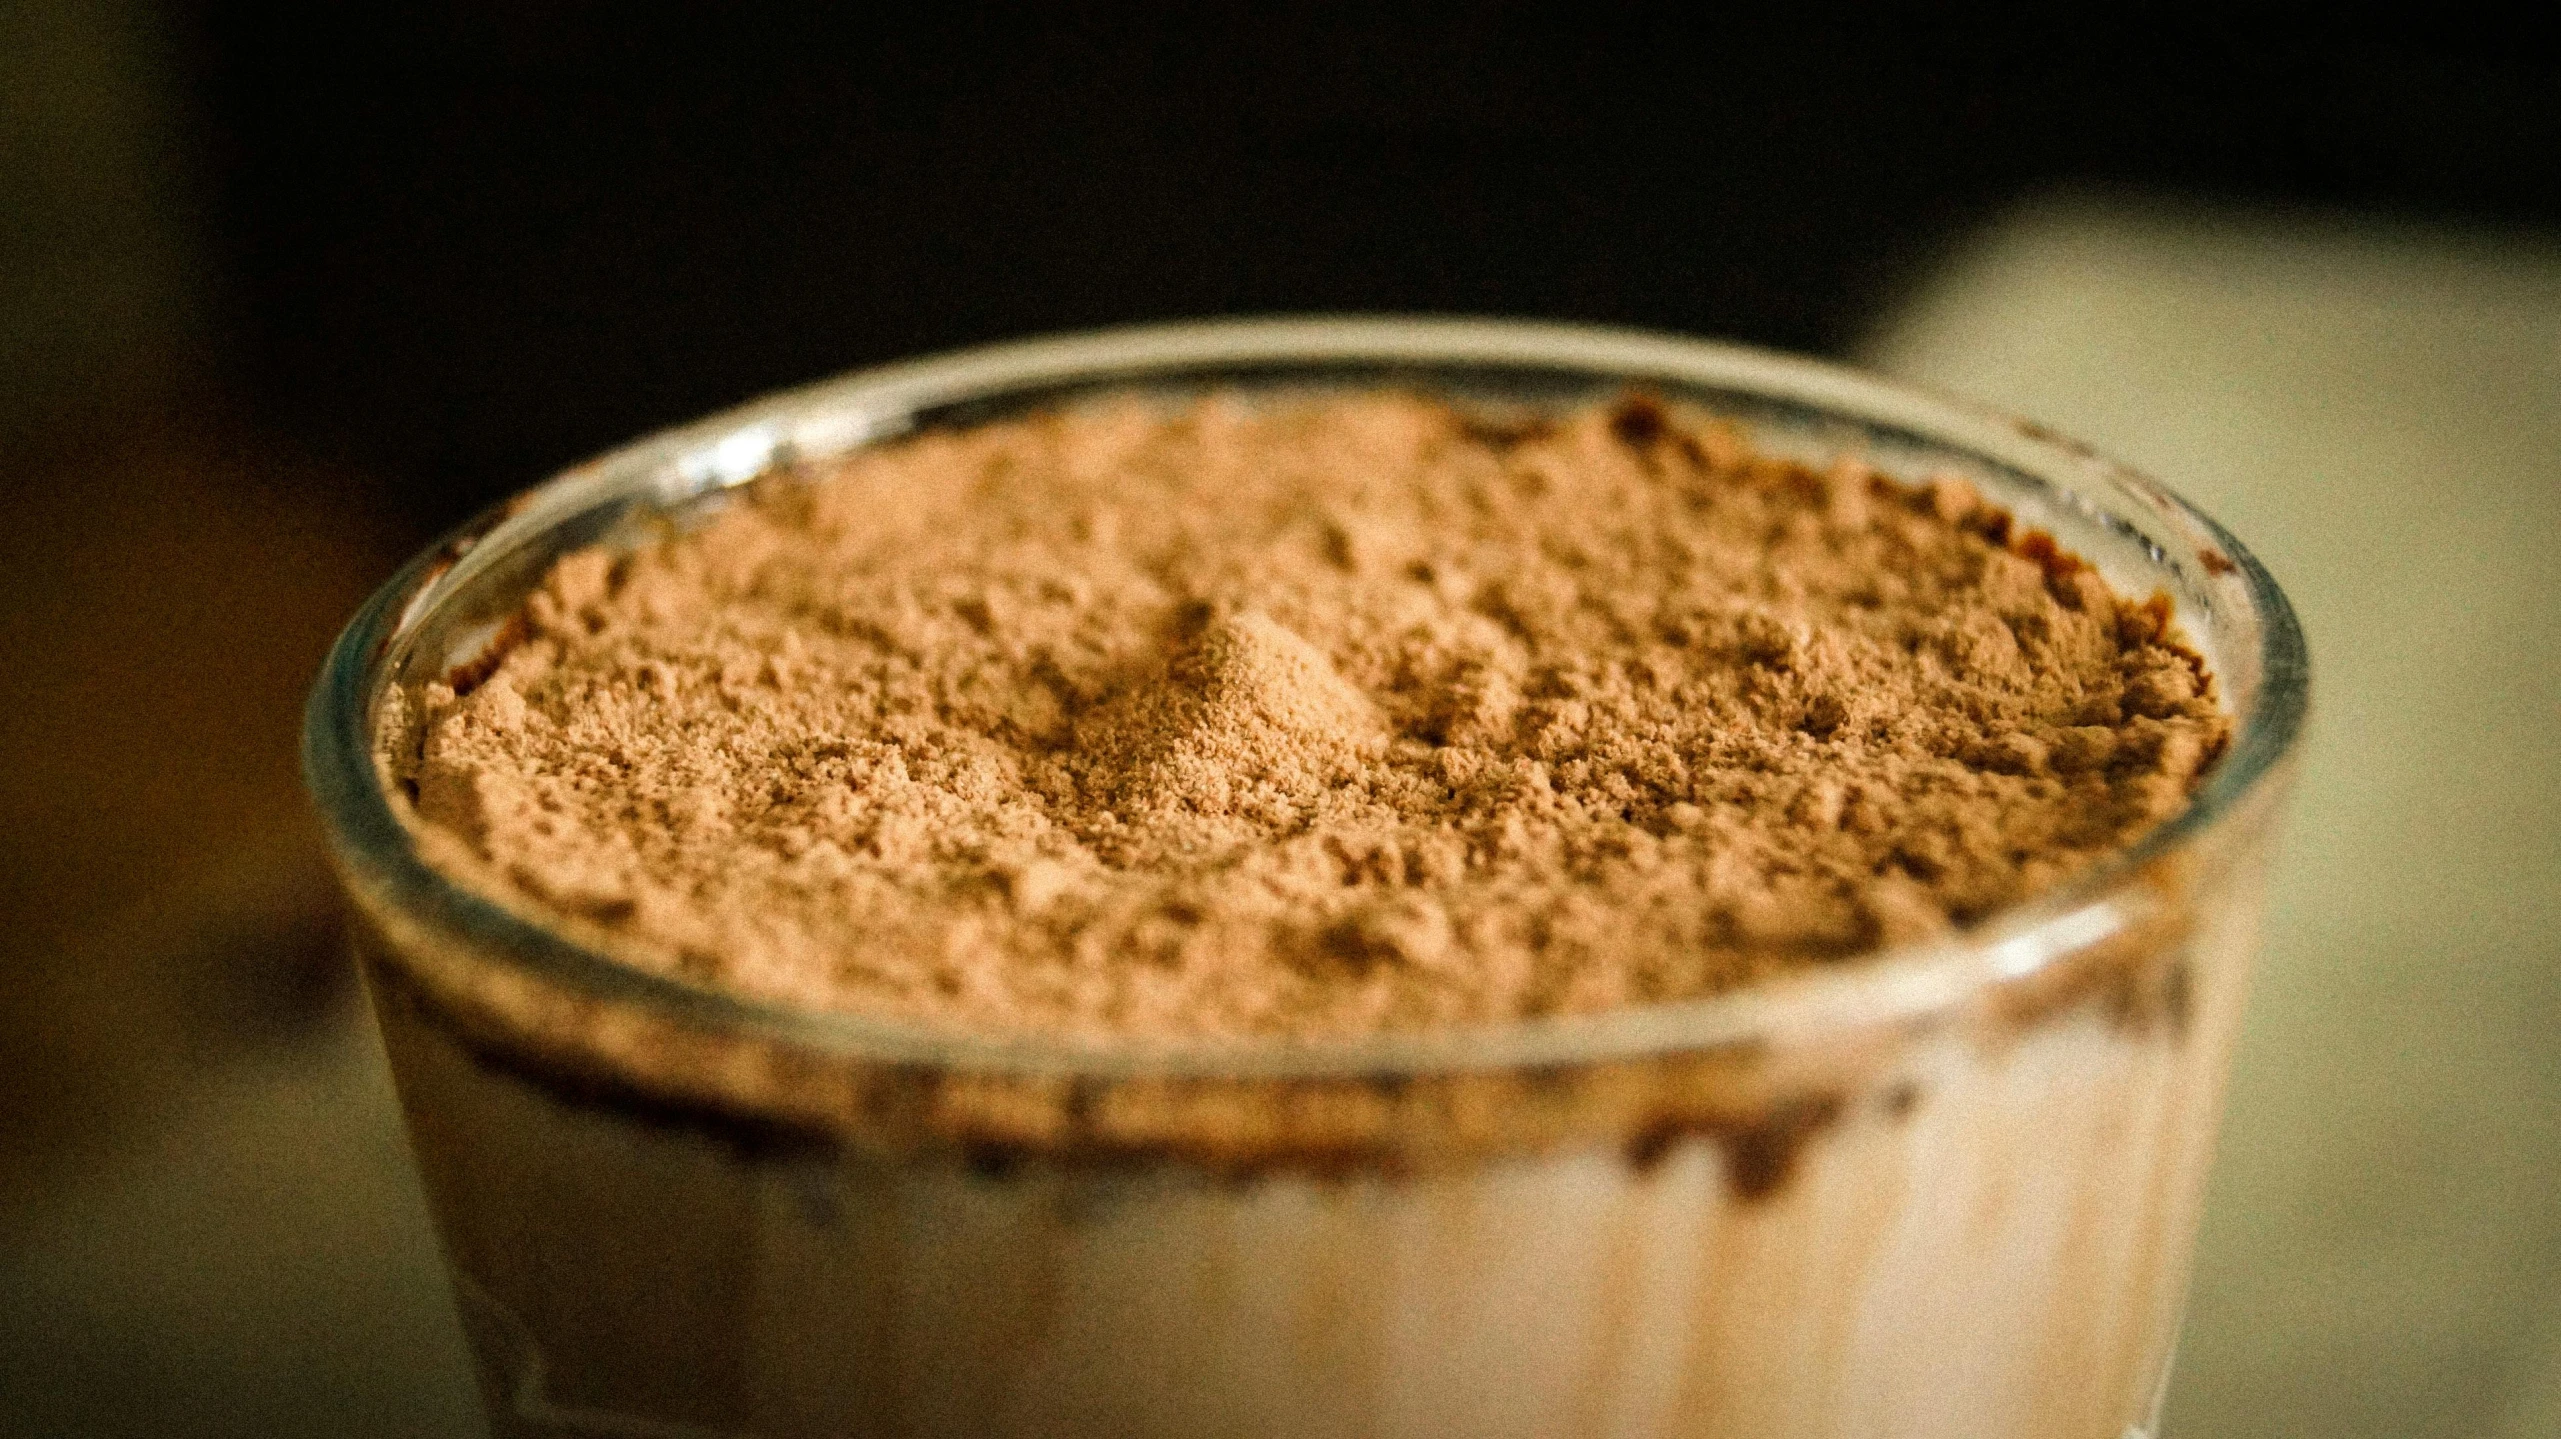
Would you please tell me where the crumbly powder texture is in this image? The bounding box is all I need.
[385,393,2229,1040]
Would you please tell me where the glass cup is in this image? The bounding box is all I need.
[305,318,2307,1439]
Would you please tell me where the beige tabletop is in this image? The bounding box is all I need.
[4,196,2554,1438]
[1862,192,2561,1439]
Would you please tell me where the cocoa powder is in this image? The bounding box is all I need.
[383,391,2228,1040]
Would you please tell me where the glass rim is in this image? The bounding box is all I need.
[304,315,2309,1081]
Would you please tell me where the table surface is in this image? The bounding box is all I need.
[4,192,2555,1438]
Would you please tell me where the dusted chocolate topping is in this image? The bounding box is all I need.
[381,392,2227,1041]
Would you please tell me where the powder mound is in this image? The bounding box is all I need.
[381,391,2233,1040]
[1070,607,1389,862]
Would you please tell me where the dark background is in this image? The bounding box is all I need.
[33,6,2561,524]
[4,6,2558,1436]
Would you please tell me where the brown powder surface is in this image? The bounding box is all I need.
[383,392,2229,1041]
